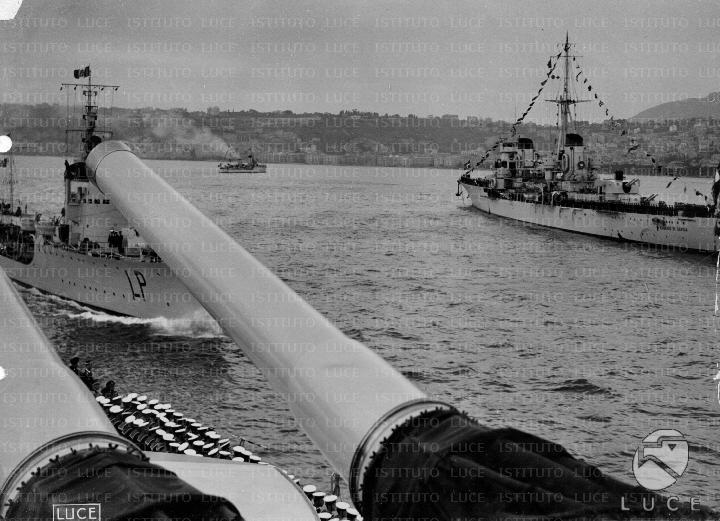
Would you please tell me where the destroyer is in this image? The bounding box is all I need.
[456,35,719,252]
[0,67,201,317]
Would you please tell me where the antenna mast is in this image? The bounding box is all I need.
[61,66,119,161]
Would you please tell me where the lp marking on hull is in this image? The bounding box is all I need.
[124,270,146,300]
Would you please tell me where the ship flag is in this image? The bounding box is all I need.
[73,66,91,79]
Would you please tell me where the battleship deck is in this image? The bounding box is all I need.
[461,181,718,252]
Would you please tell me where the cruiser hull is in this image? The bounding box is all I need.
[0,243,202,318]
[462,182,719,252]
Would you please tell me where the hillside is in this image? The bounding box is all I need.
[632,92,720,121]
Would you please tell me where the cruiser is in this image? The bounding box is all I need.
[457,35,719,252]
[0,67,201,317]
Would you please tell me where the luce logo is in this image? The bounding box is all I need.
[631,429,688,491]
[52,503,101,521]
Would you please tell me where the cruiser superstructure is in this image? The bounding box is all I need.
[0,67,201,317]
[457,35,719,252]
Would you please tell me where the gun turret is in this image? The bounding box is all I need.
[2,140,705,520]
[85,141,450,493]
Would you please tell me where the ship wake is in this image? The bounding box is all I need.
[20,286,224,338]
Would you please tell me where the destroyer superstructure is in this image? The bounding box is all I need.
[0,67,201,317]
[456,35,719,252]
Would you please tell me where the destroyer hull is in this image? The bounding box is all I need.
[0,243,202,318]
[462,182,719,252]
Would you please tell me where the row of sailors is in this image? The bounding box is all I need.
[97,392,259,461]
[300,483,360,520]
[97,392,361,520]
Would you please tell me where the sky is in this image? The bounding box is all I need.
[0,0,717,122]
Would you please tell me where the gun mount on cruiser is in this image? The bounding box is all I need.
[0,141,711,520]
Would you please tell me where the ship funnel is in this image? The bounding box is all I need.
[85,142,451,499]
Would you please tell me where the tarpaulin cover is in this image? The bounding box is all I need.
[360,409,713,521]
[6,448,242,521]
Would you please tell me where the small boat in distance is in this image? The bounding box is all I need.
[218,150,267,173]
[456,34,719,252]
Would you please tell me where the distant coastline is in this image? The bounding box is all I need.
[4,104,720,176]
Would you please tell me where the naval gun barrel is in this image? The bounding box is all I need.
[0,268,129,502]
[85,142,452,500]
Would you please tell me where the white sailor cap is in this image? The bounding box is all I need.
[148,399,159,406]
[335,502,349,514]
[156,429,166,436]
[163,433,174,441]
[318,513,332,520]
[302,484,317,496]
[183,448,197,455]
[346,507,359,520]
[177,442,189,452]
[207,448,219,457]
[125,392,138,400]
[136,395,147,402]
[232,446,249,457]
[231,457,245,462]
[192,440,204,447]
[109,405,123,414]
[125,415,136,423]
[249,455,261,464]
[136,403,147,410]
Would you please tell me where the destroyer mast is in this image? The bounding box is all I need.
[61,65,118,161]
